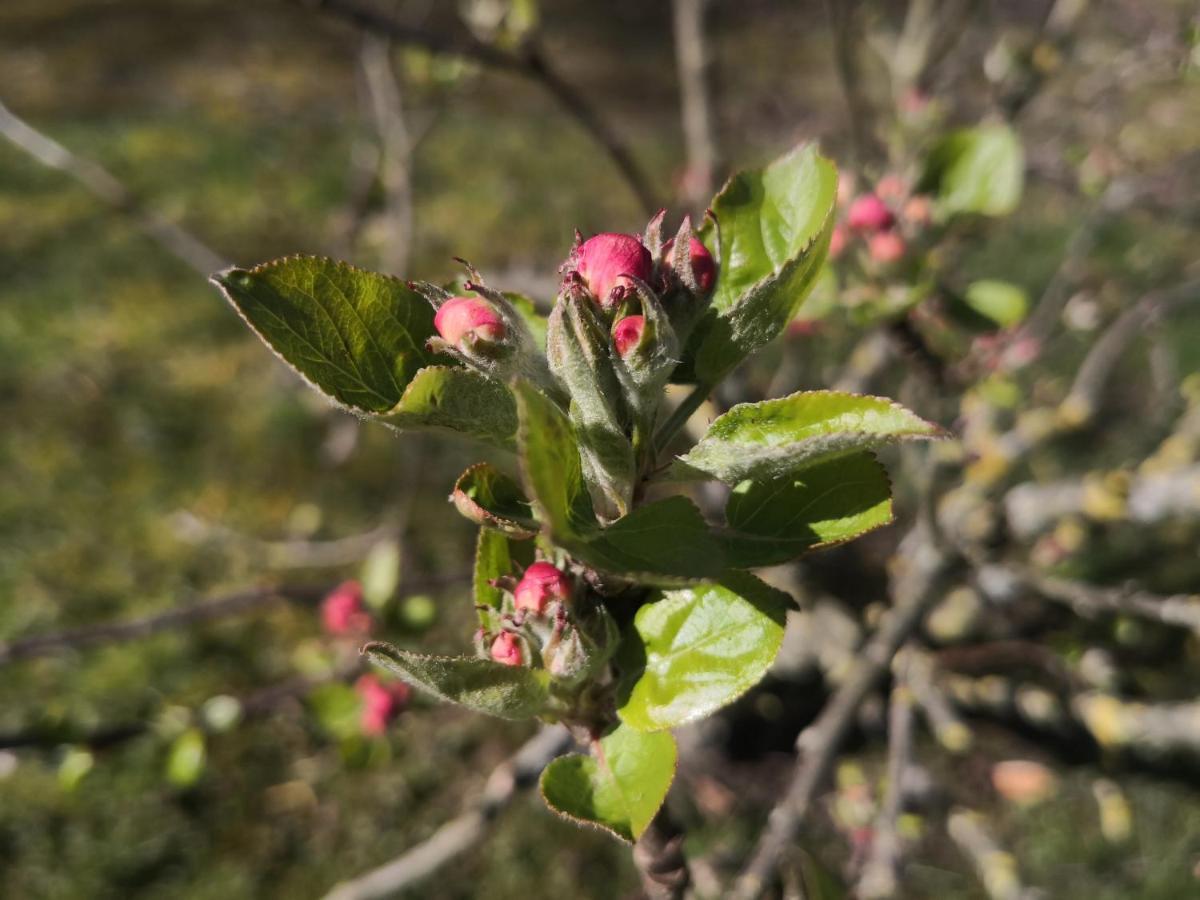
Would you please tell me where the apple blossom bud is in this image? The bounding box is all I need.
[574,232,653,308]
[321,581,371,636]
[490,631,523,666]
[868,231,906,263]
[513,561,571,615]
[875,175,907,202]
[902,195,933,226]
[828,224,848,260]
[434,296,506,347]
[662,236,717,294]
[356,674,410,736]
[612,315,646,358]
[846,193,895,233]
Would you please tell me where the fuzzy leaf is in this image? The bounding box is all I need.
[364,641,549,720]
[539,725,676,843]
[617,571,791,731]
[920,123,1024,218]
[675,390,943,484]
[452,463,538,538]
[379,365,518,449]
[212,257,438,413]
[721,452,894,567]
[473,528,534,625]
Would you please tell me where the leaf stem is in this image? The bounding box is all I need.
[652,383,711,458]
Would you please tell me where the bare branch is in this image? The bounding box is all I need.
[322,725,573,900]
[947,809,1030,900]
[822,0,883,168]
[0,98,226,275]
[672,0,718,212]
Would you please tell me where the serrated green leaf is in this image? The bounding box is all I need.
[675,390,943,484]
[617,572,791,731]
[452,463,538,538]
[920,123,1024,218]
[212,256,439,413]
[539,725,676,842]
[365,641,549,720]
[962,279,1029,328]
[165,728,206,788]
[721,452,894,567]
[380,365,518,450]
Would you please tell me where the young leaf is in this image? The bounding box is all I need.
[452,463,538,538]
[920,123,1024,218]
[616,571,791,731]
[364,641,549,720]
[721,452,894,568]
[539,724,677,843]
[962,279,1029,329]
[675,390,943,484]
[212,256,439,413]
[380,366,518,450]
[165,728,206,788]
[473,528,534,624]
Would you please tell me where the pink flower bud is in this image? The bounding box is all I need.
[434,296,506,347]
[868,231,906,264]
[513,561,571,615]
[612,315,646,358]
[321,581,371,636]
[902,195,933,226]
[663,236,717,294]
[356,674,410,736]
[875,175,907,203]
[575,233,653,308]
[846,194,896,233]
[490,632,523,667]
[828,224,848,260]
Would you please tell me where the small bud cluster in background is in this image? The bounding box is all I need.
[321,581,372,636]
[829,173,933,268]
[354,674,410,736]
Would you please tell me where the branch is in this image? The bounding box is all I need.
[170,511,401,568]
[304,0,658,213]
[671,0,718,212]
[822,0,883,168]
[0,98,226,275]
[322,725,573,900]
[731,524,954,900]
[947,809,1029,900]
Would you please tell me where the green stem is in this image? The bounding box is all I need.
[652,383,711,458]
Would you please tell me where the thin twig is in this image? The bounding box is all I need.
[672,0,718,212]
[0,98,227,275]
[946,809,1028,900]
[822,0,882,168]
[322,725,573,900]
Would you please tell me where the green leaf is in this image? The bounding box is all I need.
[962,279,1029,328]
[365,641,549,720]
[309,682,364,741]
[360,539,401,610]
[503,291,548,349]
[165,728,206,788]
[452,463,538,538]
[212,256,439,413]
[675,390,943,484]
[617,571,791,731]
[721,452,894,567]
[380,365,518,450]
[920,123,1024,218]
[513,378,597,538]
[473,527,534,624]
[539,724,676,843]
[685,145,838,384]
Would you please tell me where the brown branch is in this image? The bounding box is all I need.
[0,98,227,275]
[947,809,1029,900]
[321,725,573,900]
[822,0,883,168]
[671,0,718,212]
[304,0,658,213]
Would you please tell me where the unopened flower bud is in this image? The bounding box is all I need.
[902,195,933,226]
[321,581,371,636]
[574,233,653,309]
[513,561,571,615]
[612,315,646,358]
[875,175,907,202]
[846,193,896,233]
[355,674,410,736]
[663,236,717,294]
[828,224,848,260]
[868,231,906,264]
[434,296,506,347]
[490,631,523,666]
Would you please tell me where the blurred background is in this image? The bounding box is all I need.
[1,0,1198,897]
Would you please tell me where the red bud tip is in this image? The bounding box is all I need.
[612,315,647,358]
[356,674,410,735]
[513,561,572,614]
[575,233,653,309]
[868,231,906,263]
[321,580,371,636]
[828,224,848,260]
[434,296,506,346]
[663,236,717,294]
[846,194,896,233]
[490,632,524,666]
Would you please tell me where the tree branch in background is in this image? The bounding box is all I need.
[322,725,574,900]
[0,98,227,275]
[671,0,718,212]
[822,0,883,168]
[947,809,1029,900]
[304,0,659,213]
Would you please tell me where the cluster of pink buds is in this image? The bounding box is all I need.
[355,674,410,736]
[321,580,372,636]
[486,560,575,667]
[433,295,506,350]
[567,232,653,311]
[829,174,933,267]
